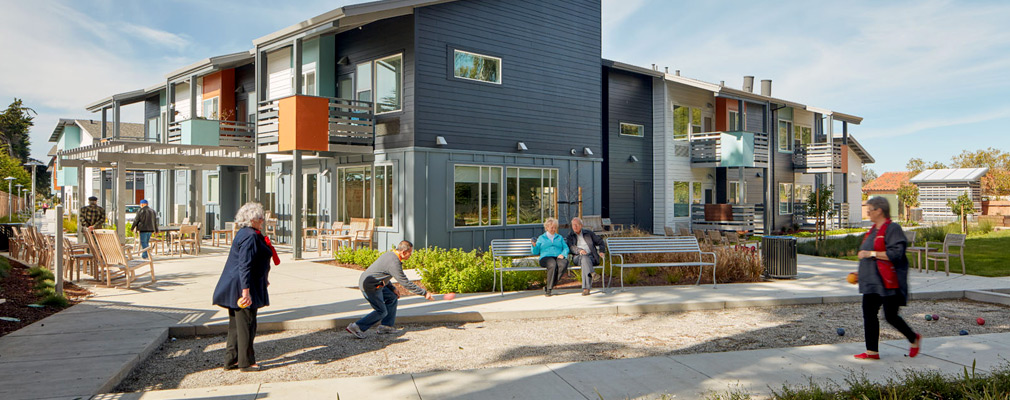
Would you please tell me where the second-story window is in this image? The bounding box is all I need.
[203,97,219,120]
[673,105,703,140]
[794,124,812,147]
[453,50,501,84]
[619,122,644,137]
[778,119,794,152]
[356,62,372,103]
[728,110,740,131]
[375,54,402,113]
[302,71,316,96]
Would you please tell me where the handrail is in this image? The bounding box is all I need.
[689,130,769,167]
[256,95,374,153]
[166,119,255,149]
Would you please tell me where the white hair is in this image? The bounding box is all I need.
[543,217,558,230]
[234,202,266,228]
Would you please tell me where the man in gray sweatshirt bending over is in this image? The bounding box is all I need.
[346,240,434,338]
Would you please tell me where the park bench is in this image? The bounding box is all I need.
[604,236,717,290]
[490,238,607,296]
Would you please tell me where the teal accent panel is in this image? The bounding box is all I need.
[57,166,78,187]
[720,131,755,167]
[59,125,81,149]
[181,119,220,146]
[159,89,167,107]
[302,38,319,65]
[317,35,336,98]
[779,107,793,121]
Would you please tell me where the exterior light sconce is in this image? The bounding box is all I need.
[628,155,639,163]
[570,149,577,155]
[436,136,448,146]
[337,56,350,65]
[583,147,593,156]
[755,171,763,178]
[517,142,528,151]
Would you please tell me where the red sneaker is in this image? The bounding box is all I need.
[909,333,922,358]
[854,352,880,360]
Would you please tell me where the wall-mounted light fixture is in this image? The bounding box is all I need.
[628,155,639,163]
[517,142,528,151]
[436,136,448,146]
[583,147,593,156]
[755,171,763,178]
[337,56,350,65]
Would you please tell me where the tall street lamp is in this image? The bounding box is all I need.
[17,187,25,212]
[24,160,45,227]
[4,176,15,220]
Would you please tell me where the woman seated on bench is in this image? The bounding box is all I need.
[531,217,569,297]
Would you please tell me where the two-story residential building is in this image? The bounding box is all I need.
[602,60,874,234]
[49,119,146,212]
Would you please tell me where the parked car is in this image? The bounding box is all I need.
[125,204,141,222]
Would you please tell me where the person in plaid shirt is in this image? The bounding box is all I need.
[79,196,106,230]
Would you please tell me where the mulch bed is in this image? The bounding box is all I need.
[0,257,93,337]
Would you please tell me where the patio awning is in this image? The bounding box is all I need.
[57,140,255,170]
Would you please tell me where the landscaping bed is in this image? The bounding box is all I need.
[0,257,92,337]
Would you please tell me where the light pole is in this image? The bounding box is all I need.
[24,160,44,227]
[17,187,25,213]
[4,176,14,220]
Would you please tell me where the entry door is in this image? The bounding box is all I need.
[633,181,653,232]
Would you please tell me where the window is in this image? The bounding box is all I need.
[691,182,703,204]
[239,173,248,206]
[506,167,557,225]
[673,105,704,140]
[794,125,812,147]
[619,122,644,137]
[728,110,740,131]
[338,166,372,223]
[779,183,794,214]
[355,62,372,103]
[374,164,394,228]
[147,116,160,141]
[202,97,219,119]
[778,120,794,152]
[795,184,813,213]
[453,49,501,84]
[673,181,690,217]
[302,71,316,96]
[265,172,277,213]
[729,181,746,204]
[455,166,502,227]
[375,54,402,113]
[207,175,219,203]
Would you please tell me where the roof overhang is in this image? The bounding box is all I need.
[166,50,255,82]
[58,140,256,171]
[253,0,455,49]
[910,168,989,184]
[49,118,80,142]
[837,135,875,164]
[806,106,863,125]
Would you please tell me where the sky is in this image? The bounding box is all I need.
[1,0,1008,174]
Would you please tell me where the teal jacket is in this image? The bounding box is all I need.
[532,232,569,260]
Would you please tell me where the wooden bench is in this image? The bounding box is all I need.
[490,238,607,296]
[605,236,717,290]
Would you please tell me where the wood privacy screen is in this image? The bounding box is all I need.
[0,191,26,219]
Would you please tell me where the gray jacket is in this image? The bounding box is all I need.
[358,252,426,296]
[132,206,158,233]
[858,223,909,304]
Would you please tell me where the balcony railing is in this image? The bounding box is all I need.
[167,119,255,149]
[793,202,851,229]
[689,203,758,232]
[690,131,769,168]
[256,95,374,154]
[793,143,842,173]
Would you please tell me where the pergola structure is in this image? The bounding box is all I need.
[58,140,256,241]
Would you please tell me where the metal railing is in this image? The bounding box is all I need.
[256,96,374,153]
[689,131,769,168]
[167,119,255,149]
[793,142,842,172]
[689,203,758,232]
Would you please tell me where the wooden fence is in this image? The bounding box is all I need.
[0,191,26,219]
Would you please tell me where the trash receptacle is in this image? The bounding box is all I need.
[762,235,797,279]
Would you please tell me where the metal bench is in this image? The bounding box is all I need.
[490,238,608,296]
[605,236,717,289]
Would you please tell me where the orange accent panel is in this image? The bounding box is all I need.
[715,98,728,131]
[202,70,236,120]
[841,145,849,173]
[279,95,329,152]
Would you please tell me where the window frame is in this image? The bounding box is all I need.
[301,70,317,96]
[373,53,403,114]
[728,110,740,131]
[618,122,645,138]
[202,96,219,120]
[207,174,220,204]
[451,49,502,85]
[504,167,558,226]
[373,163,396,229]
[779,182,794,215]
[778,119,794,153]
[336,165,373,224]
[453,164,503,228]
[794,123,812,148]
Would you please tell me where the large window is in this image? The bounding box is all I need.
[454,166,502,227]
[338,166,372,223]
[207,175,219,203]
[355,62,372,103]
[673,105,703,140]
[619,122,644,137]
[302,70,317,96]
[147,116,160,141]
[506,168,557,225]
[375,54,402,113]
[674,181,690,217]
[265,172,278,213]
[778,120,794,152]
[202,97,219,119]
[794,124,812,147]
[728,110,740,131]
[795,184,813,212]
[779,182,794,214]
[453,50,501,84]
[729,181,745,204]
[691,182,703,205]
[374,164,394,228]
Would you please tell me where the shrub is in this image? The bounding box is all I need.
[976,218,995,236]
[35,286,57,297]
[406,247,541,293]
[334,247,382,267]
[33,278,55,292]
[663,270,682,284]
[63,218,78,234]
[38,294,69,307]
[27,266,55,281]
[797,235,863,258]
[0,257,11,279]
[608,227,764,284]
[622,269,640,284]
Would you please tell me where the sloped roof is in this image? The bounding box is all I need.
[77,120,145,140]
[863,171,913,192]
[910,168,989,184]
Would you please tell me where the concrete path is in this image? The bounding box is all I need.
[1,246,1008,399]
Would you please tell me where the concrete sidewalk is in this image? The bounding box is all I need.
[1,248,1009,399]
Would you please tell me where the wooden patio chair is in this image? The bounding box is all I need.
[903,230,926,272]
[173,224,201,256]
[8,226,22,259]
[707,230,728,246]
[61,237,92,282]
[724,231,743,246]
[350,218,375,250]
[92,229,156,288]
[693,229,707,244]
[679,227,692,237]
[601,218,624,232]
[303,221,327,252]
[664,226,675,236]
[319,221,346,256]
[925,233,967,276]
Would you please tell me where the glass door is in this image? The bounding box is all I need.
[304,173,318,228]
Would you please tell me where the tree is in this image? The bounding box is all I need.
[0,99,35,162]
[947,192,975,234]
[804,185,835,242]
[950,148,1010,197]
[862,166,878,184]
[0,149,31,194]
[896,183,919,221]
[906,158,946,177]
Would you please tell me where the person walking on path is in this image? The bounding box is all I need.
[566,217,605,296]
[131,199,158,259]
[347,240,434,338]
[854,196,921,360]
[212,203,274,372]
[532,217,569,297]
[79,196,105,231]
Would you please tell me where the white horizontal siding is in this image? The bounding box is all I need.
[652,76,669,234]
[268,48,293,100]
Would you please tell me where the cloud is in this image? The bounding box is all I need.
[857,107,1010,140]
[122,24,191,52]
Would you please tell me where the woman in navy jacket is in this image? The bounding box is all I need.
[212,202,275,371]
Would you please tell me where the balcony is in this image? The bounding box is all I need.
[689,203,759,233]
[167,119,255,149]
[793,143,842,173]
[690,131,769,168]
[256,95,374,154]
